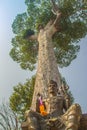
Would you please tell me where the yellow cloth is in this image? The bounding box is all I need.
[39,104,48,116]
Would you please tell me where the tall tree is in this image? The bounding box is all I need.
[10,0,87,109]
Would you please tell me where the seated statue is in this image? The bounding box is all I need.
[22,80,82,130]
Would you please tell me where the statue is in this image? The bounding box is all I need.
[21,80,82,130]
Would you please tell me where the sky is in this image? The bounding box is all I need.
[0,0,87,113]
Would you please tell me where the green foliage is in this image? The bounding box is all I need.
[12,13,28,34]
[23,29,35,39]
[68,90,74,104]
[10,36,37,70]
[60,75,74,104]
[9,75,35,120]
[10,0,87,70]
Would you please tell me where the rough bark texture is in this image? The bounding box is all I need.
[31,23,61,110]
[79,114,87,130]
[21,79,83,130]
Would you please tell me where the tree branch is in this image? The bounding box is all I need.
[50,0,62,31]
[53,12,61,26]
[27,34,38,41]
[23,29,38,41]
[50,0,60,15]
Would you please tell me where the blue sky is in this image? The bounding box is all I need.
[0,0,87,113]
[0,0,34,101]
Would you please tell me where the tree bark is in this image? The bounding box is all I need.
[31,22,61,110]
[79,114,87,130]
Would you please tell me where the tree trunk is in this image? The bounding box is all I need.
[31,24,61,110]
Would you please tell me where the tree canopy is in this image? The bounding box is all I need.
[10,0,87,70]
